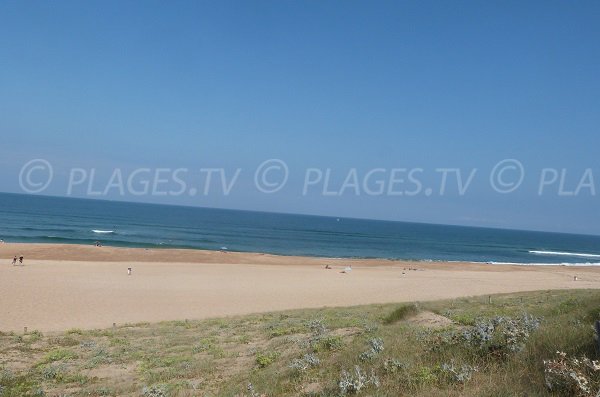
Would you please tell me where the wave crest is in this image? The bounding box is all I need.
[529,250,600,259]
[91,230,115,234]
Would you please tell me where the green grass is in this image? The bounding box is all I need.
[1,289,600,396]
[382,303,420,324]
[37,348,78,365]
[255,351,279,368]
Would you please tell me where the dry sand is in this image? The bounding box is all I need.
[1,243,599,332]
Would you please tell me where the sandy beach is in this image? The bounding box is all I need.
[1,243,599,332]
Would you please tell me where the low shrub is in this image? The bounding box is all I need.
[256,351,279,368]
[142,384,169,397]
[318,335,344,352]
[383,358,408,374]
[461,314,541,356]
[544,351,600,396]
[440,361,477,383]
[339,365,380,394]
[359,337,384,361]
[38,349,77,365]
[289,353,320,372]
[383,304,419,325]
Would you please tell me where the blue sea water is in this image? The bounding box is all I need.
[1,192,600,265]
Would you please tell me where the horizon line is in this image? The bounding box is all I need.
[1,190,597,239]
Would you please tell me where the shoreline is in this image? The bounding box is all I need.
[2,242,599,268]
[1,243,599,332]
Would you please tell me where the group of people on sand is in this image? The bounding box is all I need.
[11,255,24,266]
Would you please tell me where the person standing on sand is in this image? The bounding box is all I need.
[12,256,17,265]
[19,256,23,265]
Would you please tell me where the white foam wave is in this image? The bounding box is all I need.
[487,261,600,267]
[425,259,600,266]
[529,250,600,259]
[91,230,115,234]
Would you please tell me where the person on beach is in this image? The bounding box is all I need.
[19,256,23,265]
[12,256,17,265]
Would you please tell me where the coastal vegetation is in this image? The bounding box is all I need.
[1,289,600,396]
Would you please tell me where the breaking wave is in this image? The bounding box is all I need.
[529,250,600,259]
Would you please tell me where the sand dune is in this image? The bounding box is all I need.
[0,243,598,332]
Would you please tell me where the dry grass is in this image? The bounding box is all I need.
[1,289,599,396]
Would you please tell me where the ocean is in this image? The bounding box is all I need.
[1,192,599,265]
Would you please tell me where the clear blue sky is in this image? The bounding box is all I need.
[1,1,599,234]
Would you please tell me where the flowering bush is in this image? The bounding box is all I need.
[461,314,541,355]
[544,351,600,396]
[289,353,320,372]
[142,385,168,397]
[359,337,384,361]
[305,319,343,351]
[339,365,380,394]
[422,313,540,359]
[306,319,328,336]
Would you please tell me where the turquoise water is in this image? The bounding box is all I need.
[1,192,600,265]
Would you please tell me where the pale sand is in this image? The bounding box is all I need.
[1,243,599,332]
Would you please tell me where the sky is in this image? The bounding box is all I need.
[0,1,599,234]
